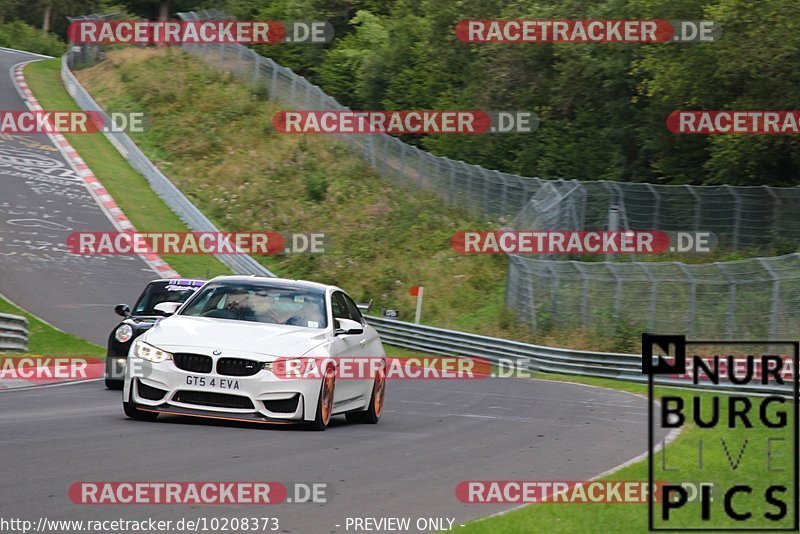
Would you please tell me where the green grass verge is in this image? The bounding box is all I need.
[22,58,231,280]
[0,296,103,357]
[459,373,795,532]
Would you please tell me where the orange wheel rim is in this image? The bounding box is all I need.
[373,372,385,417]
[321,369,334,425]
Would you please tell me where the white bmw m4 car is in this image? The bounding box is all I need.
[122,276,386,430]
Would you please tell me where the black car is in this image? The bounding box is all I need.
[105,278,206,389]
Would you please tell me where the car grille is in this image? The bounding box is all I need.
[173,390,254,410]
[263,395,300,414]
[173,353,213,373]
[137,380,167,401]
[217,357,260,377]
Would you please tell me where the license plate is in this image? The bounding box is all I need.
[185,375,240,391]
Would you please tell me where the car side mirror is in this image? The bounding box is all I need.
[114,304,131,317]
[334,318,363,336]
[153,302,181,316]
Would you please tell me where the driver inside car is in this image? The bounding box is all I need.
[286,299,325,327]
[246,293,280,323]
[223,292,252,315]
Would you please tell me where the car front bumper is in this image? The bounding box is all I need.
[123,356,321,422]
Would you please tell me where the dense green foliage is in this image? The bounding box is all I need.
[4,1,797,186]
[0,20,65,55]
[196,0,800,187]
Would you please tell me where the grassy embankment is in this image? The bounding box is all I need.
[60,49,539,342]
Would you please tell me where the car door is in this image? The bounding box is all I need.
[328,291,366,404]
[342,293,377,401]
[344,294,382,358]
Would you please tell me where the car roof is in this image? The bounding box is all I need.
[147,278,206,287]
[206,275,337,293]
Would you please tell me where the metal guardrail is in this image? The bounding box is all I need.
[60,55,275,278]
[0,313,29,352]
[366,316,794,395]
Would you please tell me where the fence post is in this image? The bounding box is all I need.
[605,205,619,263]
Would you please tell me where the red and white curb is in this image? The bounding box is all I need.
[11,61,179,279]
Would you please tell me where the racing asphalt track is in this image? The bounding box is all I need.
[0,49,668,532]
[0,49,158,344]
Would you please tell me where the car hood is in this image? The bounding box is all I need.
[142,315,329,359]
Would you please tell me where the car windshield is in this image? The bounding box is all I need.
[133,282,202,316]
[179,282,328,328]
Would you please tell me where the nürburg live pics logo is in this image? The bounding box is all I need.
[643,333,798,531]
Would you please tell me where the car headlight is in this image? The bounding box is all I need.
[132,339,173,363]
[115,324,133,343]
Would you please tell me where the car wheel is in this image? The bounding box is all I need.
[346,366,385,425]
[309,365,336,431]
[123,400,158,421]
[105,378,123,390]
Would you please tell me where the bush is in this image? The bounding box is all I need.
[0,21,66,57]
